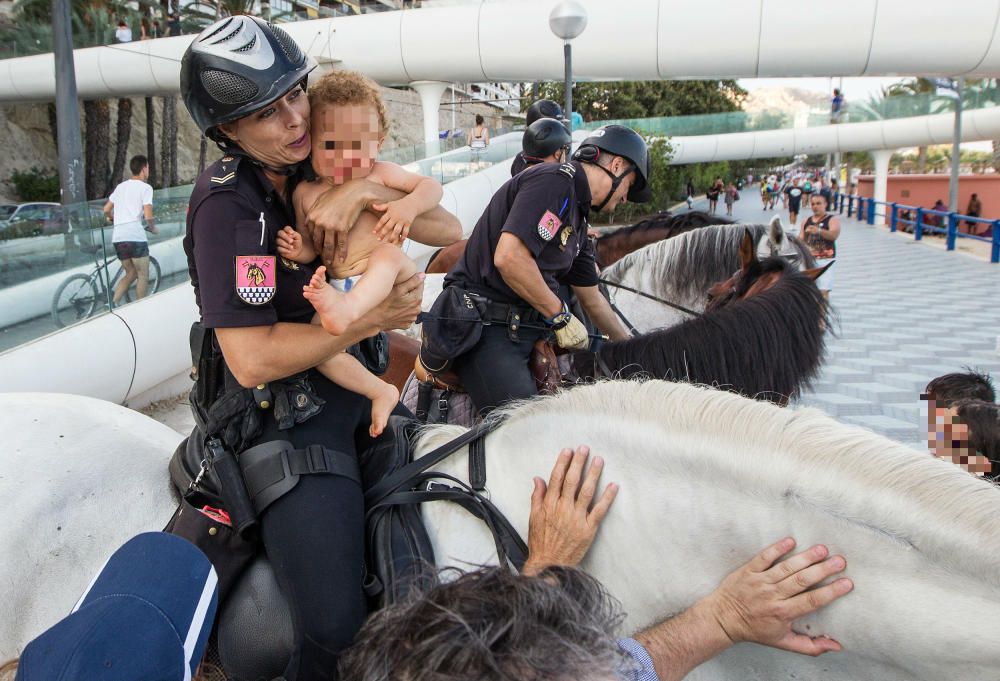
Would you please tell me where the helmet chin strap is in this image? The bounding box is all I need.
[590,162,635,213]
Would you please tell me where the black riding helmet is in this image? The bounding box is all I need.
[522,117,572,161]
[572,125,652,207]
[525,99,564,127]
[180,16,317,144]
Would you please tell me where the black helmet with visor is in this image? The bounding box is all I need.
[572,125,651,210]
[522,117,573,163]
[180,16,316,144]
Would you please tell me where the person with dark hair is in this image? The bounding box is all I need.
[925,369,996,407]
[928,399,999,478]
[924,370,996,474]
[114,19,132,43]
[468,113,490,168]
[706,176,723,215]
[178,16,460,680]
[340,447,853,681]
[966,193,983,234]
[798,192,840,298]
[104,154,157,302]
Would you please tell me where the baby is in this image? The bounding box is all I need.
[277,70,443,437]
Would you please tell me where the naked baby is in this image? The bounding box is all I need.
[277,70,444,436]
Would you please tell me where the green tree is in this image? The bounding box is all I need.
[530,80,746,122]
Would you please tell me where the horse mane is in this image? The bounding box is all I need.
[417,380,1000,588]
[591,268,828,402]
[596,210,733,245]
[602,223,815,302]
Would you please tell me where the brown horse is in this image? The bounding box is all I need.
[423,210,733,275]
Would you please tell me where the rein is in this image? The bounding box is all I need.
[599,278,703,319]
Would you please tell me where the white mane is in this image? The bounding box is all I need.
[419,380,1000,588]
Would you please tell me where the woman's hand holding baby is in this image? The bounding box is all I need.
[371,198,418,244]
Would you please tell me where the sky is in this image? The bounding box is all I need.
[736,77,904,100]
[737,77,994,152]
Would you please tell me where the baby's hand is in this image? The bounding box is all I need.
[372,199,417,244]
[277,226,304,260]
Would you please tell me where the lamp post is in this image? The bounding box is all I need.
[548,0,587,131]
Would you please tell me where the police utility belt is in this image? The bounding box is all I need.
[185,321,388,538]
[418,286,544,375]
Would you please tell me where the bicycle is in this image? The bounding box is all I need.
[50,249,161,328]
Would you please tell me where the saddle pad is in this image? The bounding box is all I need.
[401,372,476,428]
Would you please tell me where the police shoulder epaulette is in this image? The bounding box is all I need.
[557,162,576,179]
[208,155,241,188]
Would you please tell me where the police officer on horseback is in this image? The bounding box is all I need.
[512,117,574,176]
[421,125,650,414]
[511,99,566,176]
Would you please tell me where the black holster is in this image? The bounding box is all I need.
[206,437,258,539]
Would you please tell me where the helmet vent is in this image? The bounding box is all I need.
[267,22,303,64]
[199,16,234,44]
[235,35,257,52]
[201,69,260,104]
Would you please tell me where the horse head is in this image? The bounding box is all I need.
[705,228,790,311]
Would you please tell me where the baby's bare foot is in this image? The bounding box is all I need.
[369,381,400,438]
[301,266,351,335]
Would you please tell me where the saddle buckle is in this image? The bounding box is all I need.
[306,444,328,473]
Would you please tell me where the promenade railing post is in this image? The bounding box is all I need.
[915,208,924,241]
[946,213,958,251]
[992,221,1000,264]
[867,200,875,225]
[890,203,898,232]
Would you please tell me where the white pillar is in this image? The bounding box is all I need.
[410,80,449,157]
[872,149,893,226]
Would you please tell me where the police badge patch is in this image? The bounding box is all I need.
[537,210,561,241]
[235,255,276,305]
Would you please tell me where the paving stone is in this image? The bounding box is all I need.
[796,393,879,417]
[841,382,913,403]
[882,401,922,424]
[875,372,933,392]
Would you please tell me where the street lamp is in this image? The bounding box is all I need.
[549,0,587,131]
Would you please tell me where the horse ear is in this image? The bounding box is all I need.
[802,260,834,280]
[739,227,757,270]
[768,215,785,245]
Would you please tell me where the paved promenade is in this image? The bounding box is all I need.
[704,194,1000,447]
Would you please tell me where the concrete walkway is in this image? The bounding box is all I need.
[705,193,1000,447]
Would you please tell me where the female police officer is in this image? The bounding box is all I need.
[421,125,649,415]
[179,16,460,681]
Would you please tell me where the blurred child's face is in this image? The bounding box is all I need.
[927,403,992,476]
[311,103,383,183]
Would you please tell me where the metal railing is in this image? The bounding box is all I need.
[832,193,1000,264]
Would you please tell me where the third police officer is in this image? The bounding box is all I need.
[511,99,565,176]
[420,125,651,415]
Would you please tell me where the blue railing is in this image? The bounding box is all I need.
[831,192,1000,263]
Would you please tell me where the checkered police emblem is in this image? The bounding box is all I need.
[235,255,276,305]
[537,210,561,241]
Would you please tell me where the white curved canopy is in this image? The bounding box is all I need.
[1,0,1000,102]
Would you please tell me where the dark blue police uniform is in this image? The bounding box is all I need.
[183,154,373,679]
[442,160,598,413]
[510,152,530,176]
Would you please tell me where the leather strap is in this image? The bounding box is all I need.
[241,440,360,515]
[469,435,487,491]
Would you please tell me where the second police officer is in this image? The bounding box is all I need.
[420,125,651,415]
[511,99,565,176]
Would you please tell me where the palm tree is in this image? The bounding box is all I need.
[110,98,134,186]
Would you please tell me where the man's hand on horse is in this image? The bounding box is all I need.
[305,179,372,267]
[704,537,853,656]
[522,445,619,577]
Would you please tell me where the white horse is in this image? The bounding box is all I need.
[599,216,813,332]
[410,217,812,340]
[4,383,999,680]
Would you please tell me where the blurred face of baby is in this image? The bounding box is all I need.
[311,103,383,183]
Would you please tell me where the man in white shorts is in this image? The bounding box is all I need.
[104,155,157,303]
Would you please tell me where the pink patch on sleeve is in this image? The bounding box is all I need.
[537,210,561,242]
[235,255,276,305]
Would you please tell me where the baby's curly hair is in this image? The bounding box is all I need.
[309,70,389,134]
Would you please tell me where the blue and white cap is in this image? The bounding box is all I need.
[17,532,219,681]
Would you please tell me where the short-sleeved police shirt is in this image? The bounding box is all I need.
[183,155,317,329]
[510,152,529,177]
[446,160,598,304]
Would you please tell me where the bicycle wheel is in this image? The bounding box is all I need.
[112,256,162,302]
[51,273,99,328]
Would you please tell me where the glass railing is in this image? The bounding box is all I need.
[0,132,525,352]
[0,189,189,353]
[581,90,1000,138]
